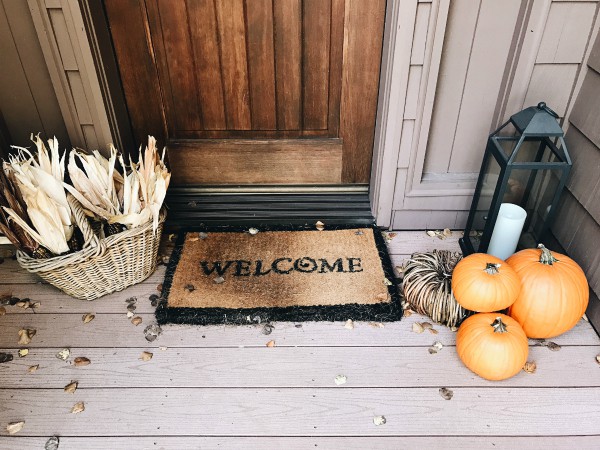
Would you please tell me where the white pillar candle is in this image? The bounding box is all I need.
[487,203,527,260]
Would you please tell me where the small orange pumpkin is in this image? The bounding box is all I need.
[456,313,528,381]
[451,253,521,312]
[507,244,588,338]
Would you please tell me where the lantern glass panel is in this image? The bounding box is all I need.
[465,151,502,253]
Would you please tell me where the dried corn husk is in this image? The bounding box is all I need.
[403,250,471,327]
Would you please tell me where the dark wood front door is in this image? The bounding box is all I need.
[104,0,385,186]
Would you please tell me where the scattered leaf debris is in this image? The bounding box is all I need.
[6,421,25,434]
[443,228,452,237]
[412,322,425,334]
[139,351,153,361]
[160,346,168,351]
[439,387,453,400]
[261,323,274,335]
[545,341,561,352]
[82,313,95,324]
[373,415,386,426]
[127,311,134,318]
[421,322,433,330]
[383,278,392,286]
[428,341,443,354]
[0,352,14,364]
[403,309,413,318]
[214,276,225,284]
[70,402,85,414]
[266,340,275,348]
[334,375,347,385]
[44,436,60,450]
[157,284,163,292]
[369,322,384,328]
[248,227,259,235]
[523,362,537,374]
[315,221,325,231]
[376,292,389,301]
[56,348,70,361]
[28,365,39,373]
[184,284,196,292]
[0,306,5,315]
[428,328,439,335]
[64,381,78,394]
[344,319,354,330]
[426,230,436,237]
[73,357,91,366]
[426,230,449,240]
[131,316,143,326]
[18,349,29,357]
[596,355,600,365]
[144,324,162,342]
[18,328,36,345]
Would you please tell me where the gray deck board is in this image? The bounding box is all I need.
[0,231,599,445]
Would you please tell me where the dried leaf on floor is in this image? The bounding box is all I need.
[6,421,24,434]
[450,326,458,332]
[439,387,453,400]
[248,227,259,235]
[595,355,600,365]
[383,278,392,286]
[73,357,90,366]
[127,311,134,318]
[18,349,28,357]
[56,348,70,361]
[428,328,439,335]
[412,322,425,334]
[261,323,274,335]
[443,228,452,237]
[369,322,384,328]
[373,415,386,426]
[31,302,40,309]
[421,322,433,330]
[523,362,537,374]
[139,351,153,361]
[144,324,162,342]
[28,365,39,373]
[184,284,196,292]
[16,299,31,308]
[64,381,78,394]
[334,374,347,385]
[0,352,14,364]
[70,402,85,414]
[131,316,143,326]
[315,221,325,231]
[344,319,354,330]
[82,313,95,324]
[428,341,443,354]
[18,329,36,345]
[44,436,60,450]
[156,284,163,292]
[403,309,413,318]
[0,306,5,315]
[127,303,136,313]
[376,292,389,301]
[214,276,225,284]
[266,340,275,348]
[546,341,561,352]
[426,230,437,237]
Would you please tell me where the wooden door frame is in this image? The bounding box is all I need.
[78,0,414,216]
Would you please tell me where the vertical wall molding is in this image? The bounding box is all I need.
[27,0,113,152]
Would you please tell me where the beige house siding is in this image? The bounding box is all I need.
[0,0,69,153]
[386,0,600,230]
[553,29,600,300]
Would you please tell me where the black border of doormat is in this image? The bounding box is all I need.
[155,224,402,325]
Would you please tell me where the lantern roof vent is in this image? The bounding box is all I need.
[510,102,564,137]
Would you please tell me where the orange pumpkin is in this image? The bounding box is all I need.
[456,313,528,381]
[507,244,588,338]
[451,253,521,312]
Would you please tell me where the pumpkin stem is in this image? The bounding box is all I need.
[538,244,559,265]
[491,317,508,333]
[484,263,501,275]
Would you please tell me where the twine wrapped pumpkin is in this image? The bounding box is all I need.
[402,250,471,327]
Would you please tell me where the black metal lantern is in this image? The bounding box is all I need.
[459,102,572,257]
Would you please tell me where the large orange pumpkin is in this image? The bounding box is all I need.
[507,244,588,338]
[451,253,521,312]
[456,313,528,381]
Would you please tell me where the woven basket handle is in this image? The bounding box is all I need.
[67,193,99,249]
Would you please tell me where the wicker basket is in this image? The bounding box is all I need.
[16,194,165,300]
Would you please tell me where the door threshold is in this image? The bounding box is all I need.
[165,185,373,229]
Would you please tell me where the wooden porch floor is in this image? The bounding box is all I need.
[1,231,599,449]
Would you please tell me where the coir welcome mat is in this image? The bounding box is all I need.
[156,225,401,325]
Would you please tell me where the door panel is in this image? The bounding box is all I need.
[104,0,385,185]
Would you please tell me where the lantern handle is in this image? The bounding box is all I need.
[537,102,559,119]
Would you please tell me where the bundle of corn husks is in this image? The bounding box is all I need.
[0,134,170,258]
[1,135,74,257]
[63,136,170,235]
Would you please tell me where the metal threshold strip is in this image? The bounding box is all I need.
[164,184,374,228]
